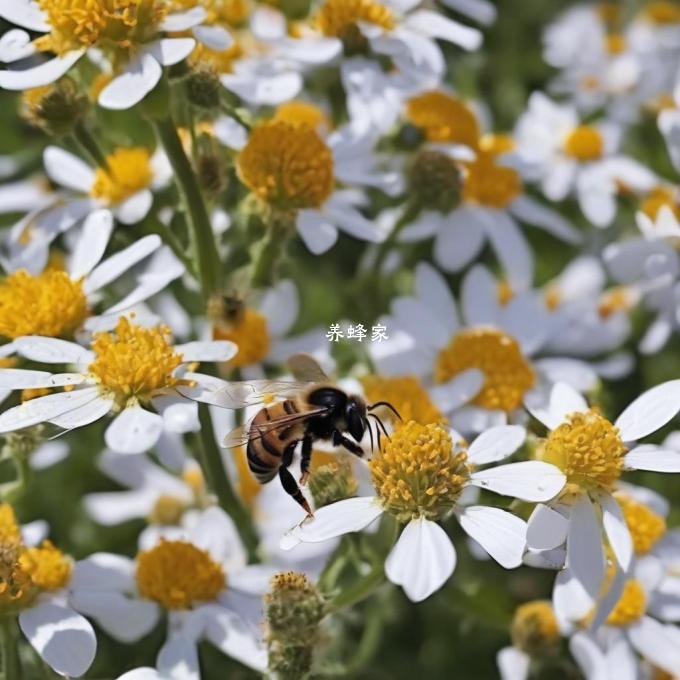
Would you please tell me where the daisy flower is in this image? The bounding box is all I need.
[396,90,582,286]
[0,0,215,109]
[281,420,566,602]
[69,507,269,676]
[0,316,237,454]
[0,222,182,343]
[370,263,600,434]
[513,91,657,227]
[0,503,97,678]
[235,113,393,255]
[525,380,680,621]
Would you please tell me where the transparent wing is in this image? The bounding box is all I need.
[191,379,313,409]
[222,405,330,448]
[287,353,329,383]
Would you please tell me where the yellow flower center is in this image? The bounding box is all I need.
[598,287,632,319]
[369,421,470,522]
[605,33,627,54]
[479,133,515,156]
[88,317,183,406]
[606,579,647,627]
[0,506,72,613]
[0,269,88,340]
[91,147,153,205]
[213,307,270,368]
[615,493,667,555]
[172,0,252,26]
[316,0,395,37]
[497,280,514,306]
[462,154,522,209]
[189,41,243,73]
[540,410,626,493]
[136,539,225,609]
[406,91,480,148]
[563,125,604,161]
[645,1,680,24]
[510,601,560,656]
[237,121,334,210]
[360,374,444,426]
[641,186,680,221]
[434,329,535,413]
[148,495,187,525]
[273,101,329,132]
[182,466,205,496]
[35,0,167,58]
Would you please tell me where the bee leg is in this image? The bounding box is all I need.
[279,465,313,517]
[299,434,313,486]
[332,430,364,458]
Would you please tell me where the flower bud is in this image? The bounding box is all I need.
[510,600,560,657]
[21,78,87,136]
[185,65,221,110]
[408,150,461,213]
[308,456,358,509]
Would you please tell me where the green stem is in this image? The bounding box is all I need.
[250,222,282,289]
[72,121,108,170]
[325,565,386,614]
[0,620,22,680]
[154,118,221,299]
[194,404,259,561]
[141,214,196,278]
[344,604,383,675]
[1,453,31,503]
[373,203,421,275]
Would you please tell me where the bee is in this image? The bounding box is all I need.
[188,354,399,516]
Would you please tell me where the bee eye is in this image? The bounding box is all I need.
[347,407,365,442]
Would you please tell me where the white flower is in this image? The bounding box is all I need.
[0,1,204,109]
[369,262,600,434]
[69,507,269,676]
[281,421,565,602]
[513,92,657,227]
[525,381,680,623]
[0,317,237,454]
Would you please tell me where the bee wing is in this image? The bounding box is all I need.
[222,405,330,448]
[287,353,330,383]
[181,378,313,409]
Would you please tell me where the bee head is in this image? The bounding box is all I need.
[345,396,367,443]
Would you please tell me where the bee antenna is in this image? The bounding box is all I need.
[368,413,390,445]
[368,401,402,421]
[365,415,375,451]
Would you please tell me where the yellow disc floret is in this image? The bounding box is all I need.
[361,374,444,425]
[510,601,560,656]
[462,153,522,209]
[213,307,270,368]
[91,147,153,205]
[136,539,226,609]
[434,329,535,412]
[615,493,667,555]
[406,91,480,148]
[36,0,167,58]
[541,409,626,493]
[148,495,187,526]
[644,2,680,24]
[563,125,604,161]
[88,317,183,406]
[274,101,329,132]
[237,122,334,210]
[369,421,470,522]
[641,186,680,221]
[0,269,88,340]
[316,0,395,36]
[606,579,647,627]
[21,541,72,591]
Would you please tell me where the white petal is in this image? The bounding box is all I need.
[0,387,100,433]
[84,234,161,294]
[567,495,605,602]
[509,194,582,244]
[297,210,338,254]
[260,279,299,337]
[117,669,161,680]
[0,50,84,89]
[534,358,598,393]
[628,616,680,675]
[614,380,680,442]
[553,566,595,628]
[43,146,94,193]
[70,552,135,592]
[440,0,496,25]
[0,369,83,389]
[114,189,153,225]
[600,493,633,572]
[158,635,200,680]
[98,52,162,110]
[193,25,233,51]
[497,647,530,680]
[282,497,382,547]
[221,70,302,106]
[0,0,49,31]
[460,264,499,327]
[152,396,199,434]
[69,209,114,279]
[414,262,459,335]
[467,425,526,465]
[469,461,566,502]
[175,341,237,363]
[14,336,91,365]
[569,632,608,680]
[385,519,456,602]
[145,38,196,66]
[160,7,206,31]
[0,29,36,62]
[482,210,533,289]
[19,602,96,677]
[624,445,680,472]
[404,9,482,50]
[434,207,485,272]
[456,506,526,568]
[429,369,484,413]
[189,506,246,571]
[48,393,113,429]
[526,504,568,550]
[105,407,164,455]
[528,381,588,430]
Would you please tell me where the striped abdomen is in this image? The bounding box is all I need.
[246,399,302,483]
